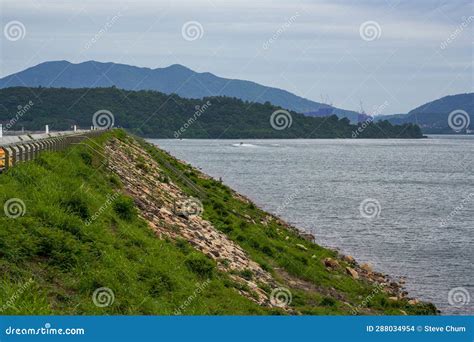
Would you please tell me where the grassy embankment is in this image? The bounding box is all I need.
[0,130,437,315]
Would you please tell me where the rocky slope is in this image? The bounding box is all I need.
[105,138,276,306]
[101,132,437,315]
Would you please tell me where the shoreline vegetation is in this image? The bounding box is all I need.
[0,129,437,315]
[0,87,423,139]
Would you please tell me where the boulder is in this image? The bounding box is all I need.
[345,267,359,279]
[343,255,355,264]
[300,232,315,242]
[323,258,340,269]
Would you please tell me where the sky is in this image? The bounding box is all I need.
[1,0,473,115]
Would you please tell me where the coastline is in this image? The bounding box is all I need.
[0,130,438,315]
[135,134,438,315]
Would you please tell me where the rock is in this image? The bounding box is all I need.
[345,267,359,279]
[408,299,419,305]
[343,255,355,264]
[323,258,340,269]
[300,232,315,242]
[361,263,373,273]
[261,215,273,226]
[159,207,173,216]
[388,297,398,301]
[296,244,308,251]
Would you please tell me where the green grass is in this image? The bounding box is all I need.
[0,131,266,315]
[0,130,437,315]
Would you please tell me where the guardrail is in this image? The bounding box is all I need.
[0,130,106,172]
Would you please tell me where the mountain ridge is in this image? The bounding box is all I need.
[375,93,473,133]
[0,60,361,120]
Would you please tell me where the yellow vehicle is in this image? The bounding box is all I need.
[0,147,6,169]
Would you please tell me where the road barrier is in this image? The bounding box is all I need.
[0,130,105,172]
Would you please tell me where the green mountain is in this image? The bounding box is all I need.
[0,60,359,120]
[376,93,473,133]
[0,87,423,138]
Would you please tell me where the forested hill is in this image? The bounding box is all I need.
[0,60,360,120]
[0,87,423,139]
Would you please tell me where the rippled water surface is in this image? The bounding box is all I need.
[150,136,474,315]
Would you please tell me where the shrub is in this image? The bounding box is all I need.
[113,196,136,221]
[148,272,175,297]
[78,149,93,166]
[260,245,274,256]
[185,253,215,278]
[61,195,91,220]
[175,239,192,254]
[240,269,253,280]
[320,297,336,307]
[108,174,122,187]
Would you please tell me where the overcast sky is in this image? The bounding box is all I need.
[1,0,472,114]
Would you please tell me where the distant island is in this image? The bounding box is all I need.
[0,87,423,139]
